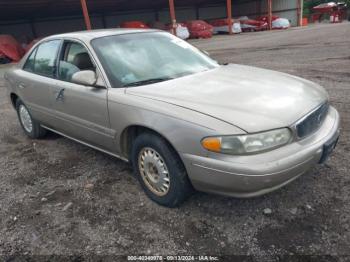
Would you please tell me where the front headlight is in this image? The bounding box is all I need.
[201,128,292,155]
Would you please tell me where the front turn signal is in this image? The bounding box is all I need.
[201,137,221,153]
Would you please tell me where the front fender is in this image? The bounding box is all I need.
[107,89,245,157]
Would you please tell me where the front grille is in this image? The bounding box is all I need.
[296,103,329,138]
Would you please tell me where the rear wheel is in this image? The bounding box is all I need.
[131,132,193,207]
[16,99,46,139]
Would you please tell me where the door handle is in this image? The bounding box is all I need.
[18,83,26,89]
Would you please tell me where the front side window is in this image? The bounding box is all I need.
[91,32,219,87]
[58,41,95,82]
[32,40,61,77]
[66,42,87,63]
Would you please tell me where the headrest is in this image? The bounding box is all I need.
[73,52,94,70]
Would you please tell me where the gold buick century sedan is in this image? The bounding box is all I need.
[4,29,340,207]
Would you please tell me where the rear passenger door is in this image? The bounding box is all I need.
[50,40,114,151]
[17,40,61,124]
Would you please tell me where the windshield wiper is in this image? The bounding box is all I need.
[123,77,173,87]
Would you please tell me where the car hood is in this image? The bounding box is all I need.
[126,64,328,133]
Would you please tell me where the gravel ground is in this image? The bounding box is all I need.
[0,23,349,261]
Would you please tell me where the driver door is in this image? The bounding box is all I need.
[50,40,115,151]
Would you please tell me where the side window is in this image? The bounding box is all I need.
[66,43,86,63]
[58,41,95,82]
[34,40,61,77]
[23,48,37,72]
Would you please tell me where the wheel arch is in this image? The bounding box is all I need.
[10,93,19,108]
[120,125,183,165]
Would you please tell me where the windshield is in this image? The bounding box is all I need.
[91,31,219,87]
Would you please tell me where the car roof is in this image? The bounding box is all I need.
[43,28,160,42]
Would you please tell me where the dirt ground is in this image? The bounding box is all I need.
[0,23,349,261]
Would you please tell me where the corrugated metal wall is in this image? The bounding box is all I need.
[0,0,300,40]
[272,0,299,26]
[234,0,299,25]
[233,1,258,17]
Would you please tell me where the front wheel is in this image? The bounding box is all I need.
[131,132,193,207]
[16,99,46,139]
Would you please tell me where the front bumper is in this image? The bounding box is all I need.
[181,106,340,198]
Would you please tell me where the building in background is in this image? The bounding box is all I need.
[0,0,303,41]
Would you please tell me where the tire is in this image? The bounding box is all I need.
[131,132,193,207]
[16,99,46,139]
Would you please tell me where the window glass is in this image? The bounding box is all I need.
[33,40,61,77]
[66,43,86,63]
[58,41,95,82]
[23,49,37,72]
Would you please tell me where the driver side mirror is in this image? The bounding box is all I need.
[71,70,105,88]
